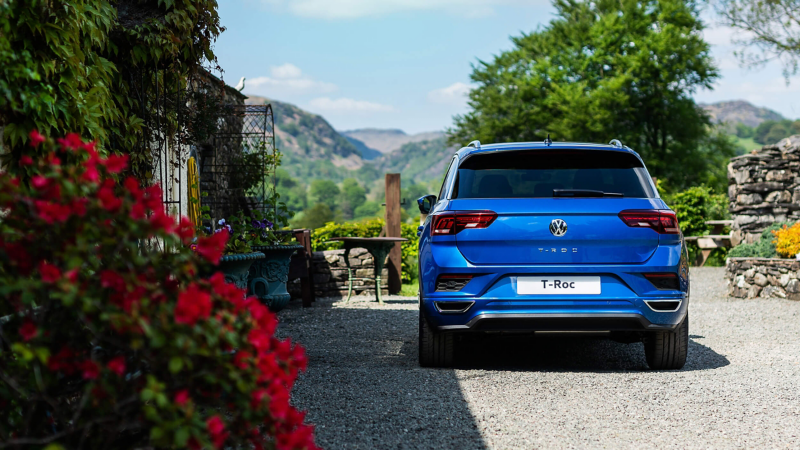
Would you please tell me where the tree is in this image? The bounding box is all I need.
[276,168,307,212]
[294,203,337,230]
[716,0,800,79]
[449,0,732,190]
[339,178,366,220]
[354,200,382,219]
[309,179,340,211]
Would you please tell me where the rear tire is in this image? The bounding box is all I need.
[419,310,454,367]
[644,314,688,370]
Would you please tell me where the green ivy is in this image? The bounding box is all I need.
[0,0,222,181]
[311,219,420,283]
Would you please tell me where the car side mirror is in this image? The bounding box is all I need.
[417,195,437,214]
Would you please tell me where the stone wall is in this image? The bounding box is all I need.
[727,135,800,245]
[726,257,800,299]
[288,248,389,299]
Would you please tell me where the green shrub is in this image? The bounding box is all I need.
[662,186,730,265]
[728,223,792,258]
[311,219,419,282]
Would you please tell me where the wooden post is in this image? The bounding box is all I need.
[385,173,402,294]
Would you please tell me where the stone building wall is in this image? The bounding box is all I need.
[289,248,389,299]
[726,257,800,299]
[727,135,800,244]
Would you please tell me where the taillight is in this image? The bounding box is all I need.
[643,273,680,290]
[618,210,679,234]
[431,211,497,235]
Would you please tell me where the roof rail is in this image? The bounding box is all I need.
[609,139,623,148]
[467,140,481,150]
[544,134,553,146]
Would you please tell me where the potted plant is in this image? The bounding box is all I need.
[245,209,303,312]
[194,212,265,290]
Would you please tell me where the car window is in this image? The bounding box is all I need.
[437,156,457,201]
[454,150,656,198]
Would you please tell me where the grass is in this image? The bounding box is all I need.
[733,136,761,154]
[400,282,418,297]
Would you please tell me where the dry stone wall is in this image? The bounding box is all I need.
[726,257,800,299]
[288,248,389,299]
[727,135,800,244]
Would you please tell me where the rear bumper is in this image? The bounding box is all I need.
[436,312,683,332]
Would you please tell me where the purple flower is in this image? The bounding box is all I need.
[264,220,273,230]
[251,219,266,230]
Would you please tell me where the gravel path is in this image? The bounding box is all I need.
[276,267,800,449]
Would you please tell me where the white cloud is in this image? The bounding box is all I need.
[428,82,472,105]
[245,64,337,96]
[264,0,535,19]
[307,97,394,113]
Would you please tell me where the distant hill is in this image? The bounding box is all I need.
[242,95,453,188]
[370,137,456,185]
[245,95,366,181]
[341,128,446,154]
[343,135,383,160]
[701,100,785,129]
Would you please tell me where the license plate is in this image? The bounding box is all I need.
[517,276,601,295]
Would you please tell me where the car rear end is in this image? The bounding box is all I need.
[418,145,690,369]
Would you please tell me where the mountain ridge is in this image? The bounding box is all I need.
[700,100,785,128]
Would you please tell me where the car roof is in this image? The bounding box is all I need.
[455,141,640,159]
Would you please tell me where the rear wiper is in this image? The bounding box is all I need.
[553,189,623,198]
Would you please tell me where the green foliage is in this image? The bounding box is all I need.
[0,134,314,449]
[449,0,734,191]
[309,179,340,210]
[716,0,800,79]
[339,178,367,220]
[754,119,800,145]
[354,200,382,219]
[0,0,223,181]
[728,223,793,258]
[293,203,337,230]
[662,185,730,265]
[736,123,755,139]
[311,219,420,282]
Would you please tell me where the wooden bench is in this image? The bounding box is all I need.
[684,220,733,266]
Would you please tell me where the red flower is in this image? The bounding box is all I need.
[81,165,99,183]
[29,130,45,147]
[233,350,252,369]
[150,211,176,233]
[31,175,49,190]
[65,268,79,282]
[57,133,83,151]
[292,344,308,372]
[143,185,163,211]
[20,155,33,166]
[70,198,88,216]
[39,261,61,283]
[98,184,122,212]
[130,202,146,220]
[174,389,191,406]
[248,329,272,353]
[48,347,77,374]
[107,356,126,376]
[34,200,71,223]
[78,360,100,380]
[251,388,269,409]
[19,319,38,341]
[123,176,141,198]
[174,283,212,326]
[103,154,128,173]
[195,232,228,265]
[206,416,229,449]
[177,216,195,243]
[100,270,125,292]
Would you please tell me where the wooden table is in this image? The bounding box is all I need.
[329,237,408,304]
[684,220,733,266]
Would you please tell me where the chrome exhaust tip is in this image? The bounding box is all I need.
[434,301,475,314]
[644,300,681,312]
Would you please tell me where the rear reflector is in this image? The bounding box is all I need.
[618,210,679,234]
[432,211,497,235]
[435,274,475,292]
[643,273,680,290]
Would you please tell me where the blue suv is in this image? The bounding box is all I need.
[416,140,689,370]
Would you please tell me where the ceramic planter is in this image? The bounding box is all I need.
[216,252,266,290]
[248,244,303,312]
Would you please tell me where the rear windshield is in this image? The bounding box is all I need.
[453,150,656,199]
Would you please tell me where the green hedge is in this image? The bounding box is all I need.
[310,219,419,282]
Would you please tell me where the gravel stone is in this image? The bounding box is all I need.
[276,267,800,449]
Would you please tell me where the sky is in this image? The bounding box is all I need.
[214,0,800,134]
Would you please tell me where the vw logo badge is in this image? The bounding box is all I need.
[549,219,568,237]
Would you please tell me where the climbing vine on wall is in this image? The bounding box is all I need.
[0,0,224,181]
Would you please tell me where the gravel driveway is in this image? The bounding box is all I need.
[276,267,800,449]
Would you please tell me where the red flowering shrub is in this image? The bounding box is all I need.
[0,133,316,449]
